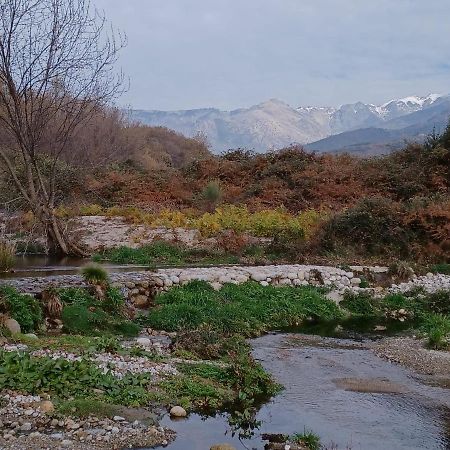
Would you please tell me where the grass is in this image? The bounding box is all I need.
[421,313,450,350]
[292,430,321,450]
[93,241,239,266]
[58,287,139,337]
[81,263,109,284]
[430,263,450,275]
[56,398,119,418]
[340,290,450,349]
[143,281,343,335]
[0,240,15,272]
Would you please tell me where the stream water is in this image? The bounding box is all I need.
[160,333,450,450]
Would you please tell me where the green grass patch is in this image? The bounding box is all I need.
[144,281,343,335]
[56,398,119,418]
[430,264,450,275]
[93,241,239,267]
[58,287,138,337]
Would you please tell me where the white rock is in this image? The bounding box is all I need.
[170,406,187,417]
[136,338,152,347]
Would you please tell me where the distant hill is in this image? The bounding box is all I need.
[130,94,450,154]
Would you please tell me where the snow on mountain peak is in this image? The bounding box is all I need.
[382,93,442,108]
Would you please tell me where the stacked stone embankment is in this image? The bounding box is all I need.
[2,264,449,309]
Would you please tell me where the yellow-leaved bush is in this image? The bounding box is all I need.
[56,204,325,240]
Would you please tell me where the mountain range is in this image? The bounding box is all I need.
[131,93,450,154]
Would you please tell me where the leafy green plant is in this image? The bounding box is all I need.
[0,351,154,407]
[292,430,321,450]
[0,286,43,332]
[94,336,120,353]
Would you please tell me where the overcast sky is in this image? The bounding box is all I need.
[93,0,450,111]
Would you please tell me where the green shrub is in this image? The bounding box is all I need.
[202,180,222,205]
[81,264,109,284]
[59,287,94,306]
[0,287,43,332]
[320,197,409,256]
[0,241,15,272]
[340,292,379,317]
[59,287,137,337]
[103,287,125,313]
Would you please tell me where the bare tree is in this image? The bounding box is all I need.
[0,0,126,255]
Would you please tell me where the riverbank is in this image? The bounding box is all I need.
[0,266,449,449]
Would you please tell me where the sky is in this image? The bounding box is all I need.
[93,0,450,111]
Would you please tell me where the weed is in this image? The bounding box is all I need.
[0,241,15,272]
[421,313,450,350]
[0,287,43,332]
[292,430,321,450]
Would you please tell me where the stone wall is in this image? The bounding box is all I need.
[2,264,449,309]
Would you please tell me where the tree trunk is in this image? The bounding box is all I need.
[35,206,89,257]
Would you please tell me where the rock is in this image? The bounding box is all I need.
[133,295,149,308]
[4,318,21,334]
[326,290,344,304]
[169,406,187,418]
[24,333,38,340]
[38,400,54,413]
[50,419,59,427]
[111,426,120,434]
[20,423,32,431]
[61,440,73,447]
[351,277,362,285]
[136,337,152,347]
[210,445,236,450]
[113,416,125,422]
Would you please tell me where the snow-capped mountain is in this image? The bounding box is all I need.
[131,94,449,154]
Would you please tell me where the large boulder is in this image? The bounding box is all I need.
[4,318,21,334]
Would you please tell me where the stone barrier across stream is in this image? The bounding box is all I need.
[2,264,450,309]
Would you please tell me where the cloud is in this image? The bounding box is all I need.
[93,0,450,110]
